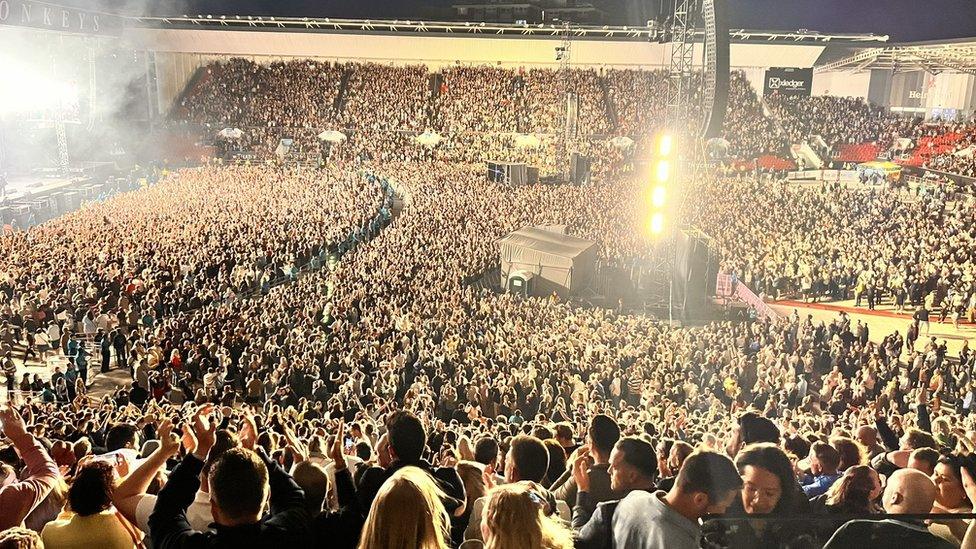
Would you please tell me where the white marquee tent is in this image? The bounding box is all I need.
[498,226,597,296]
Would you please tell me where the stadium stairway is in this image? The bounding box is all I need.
[333,65,355,116]
[760,97,789,140]
[598,75,619,133]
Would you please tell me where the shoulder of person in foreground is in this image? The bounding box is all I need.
[825,519,957,549]
[574,497,622,549]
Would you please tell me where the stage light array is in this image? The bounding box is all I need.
[651,185,666,208]
[648,133,673,237]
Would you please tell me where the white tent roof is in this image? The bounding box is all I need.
[498,226,595,260]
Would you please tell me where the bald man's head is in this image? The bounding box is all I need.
[883,468,937,514]
[856,425,878,447]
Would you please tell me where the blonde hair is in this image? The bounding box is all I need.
[484,483,573,549]
[457,460,487,503]
[357,466,450,549]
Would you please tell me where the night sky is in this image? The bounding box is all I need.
[62,0,976,43]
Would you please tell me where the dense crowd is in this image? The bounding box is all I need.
[767,95,920,152]
[0,164,386,398]
[3,157,976,548]
[4,56,976,549]
[923,123,976,178]
[693,173,976,321]
[177,58,976,179]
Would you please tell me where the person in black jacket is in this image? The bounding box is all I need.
[356,411,466,542]
[148,408,312,548]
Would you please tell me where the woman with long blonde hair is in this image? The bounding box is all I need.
[481,483,573,549]
[357,466,451,549]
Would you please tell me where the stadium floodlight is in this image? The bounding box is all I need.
[657,134,674,157]
[651,185,666,208]
[655,159,670,184]
[649,213,665,236]
[0,56,79,115]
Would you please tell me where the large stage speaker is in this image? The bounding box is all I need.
[673,231,718,320]
[487,161,530,185]
[705,253,720,295]
[570,153,591,185]
[701,0,730,139]
[487,162,504,183]
[509,164,528,185]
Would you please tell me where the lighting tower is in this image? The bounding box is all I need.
[646,0,705,322]
[555,19,578,181]
[664,0,701,188]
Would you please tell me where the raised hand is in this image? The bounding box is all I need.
[0,405,28,441]
[573,451,594,493]
[329,419,346,471]
[114,452,130,478]
[239,413,258,451]
[181,423,197,456]
[191,407,217,461]
[482,462,497,490]
[283,425,307,463]
[158,419,181,457]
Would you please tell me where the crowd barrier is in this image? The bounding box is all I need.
[0,389,38,404]
[786,169,859,183]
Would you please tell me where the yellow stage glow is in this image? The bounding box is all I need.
[651,185,666,207]
[658,134,674,157]
[655,160,670,183]
[649,213,665,235]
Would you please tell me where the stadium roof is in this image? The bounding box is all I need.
[127,15,887,43]
[815,40,976,75]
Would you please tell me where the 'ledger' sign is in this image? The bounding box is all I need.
[763,67,813,97]
[0,0,123,36]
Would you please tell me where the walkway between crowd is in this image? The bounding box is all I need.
[772,302,974,357]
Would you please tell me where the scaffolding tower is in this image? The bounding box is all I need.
[665,0,701,170]
[643,0,706,321]
[556,20,578,181]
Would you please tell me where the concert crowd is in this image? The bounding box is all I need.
[2,58,976,549]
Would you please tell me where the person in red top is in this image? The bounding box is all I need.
[0,405,61,531]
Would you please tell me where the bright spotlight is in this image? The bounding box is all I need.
[651,185,666,207]
[657,134,674,157]
[649,213,665,235]
[0,57,77,116]
[655,160,670,183]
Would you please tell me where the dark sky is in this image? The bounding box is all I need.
[64,0,976,43]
